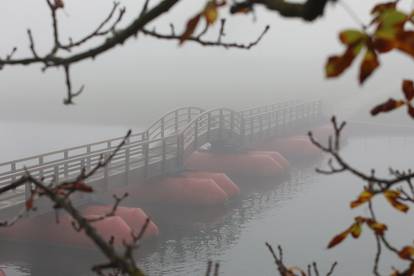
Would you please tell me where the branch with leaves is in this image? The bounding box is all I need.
[308,117,414,275]
[0,130,155,276]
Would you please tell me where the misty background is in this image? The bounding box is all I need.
[0,0,413,160]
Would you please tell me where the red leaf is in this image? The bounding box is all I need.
[407,104,414,118]
[402,80,414,101]
[326,45,361,78]
[179,14,201,45]
[396,31,414,58]
[399,246,414,260]
[370,98,405,116]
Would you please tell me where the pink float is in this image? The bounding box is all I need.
[248,151,290,169]
[253,135,321,160]
[184,151,285,177]
[0,206,158,248]
[116,176,229,206]
[182,172,240,197]
[82,205,159,238]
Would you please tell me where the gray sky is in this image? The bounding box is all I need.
[0,0,413,126]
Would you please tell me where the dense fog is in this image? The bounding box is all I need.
[1,1,414,276]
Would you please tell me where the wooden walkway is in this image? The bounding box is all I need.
[0,100,322,210]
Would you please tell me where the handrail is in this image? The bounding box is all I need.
[0,100,323,211]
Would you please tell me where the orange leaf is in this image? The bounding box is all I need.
[179,14,201,45]
[327,228,350,249]
[359,48,380,84]
[370,98,405,116]
[366,219,388,236]
[399,246,414,260]
[350,190,374,208]
[402,80,414,101]
[394,31,414,58]
[384,190,409,213]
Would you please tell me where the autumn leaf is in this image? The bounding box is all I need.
[384,190,409,213]
[54,0,64,9]
[325,44,362,78]
[402,80,414,101]
[327,228,350,249]
[359,48,380,84]
[399,246,414,260]
[179,14,202,45]
[350,189,374,208]
[366,219,388,236]
[370,98,405,116]
[204,1,219,25]
[350,222,362,238]
[371,2,397,15]
[395,31,414,58]
[339,29,365,45]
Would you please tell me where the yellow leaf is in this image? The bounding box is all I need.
[203,1,218,25]
[384,190,409,213]
[350,222,362,238]
[350,189,374,208]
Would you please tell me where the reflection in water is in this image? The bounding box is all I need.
[1,135,414,276]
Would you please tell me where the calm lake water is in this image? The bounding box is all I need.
[0,124,414,276]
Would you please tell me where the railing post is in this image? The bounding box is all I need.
[161,138,166,173]
[80,158,85,178]
[194,119,198,150]
[230,112,234,139]
[54,165,59,183]
[143,142,149,179]
[176,134,184,170]
[207,113,211,140]
[39,156,44,179]
[268,112,272,137]
[219,109,224,140]
[103,153,109,190]
[25,182,31,201]
[187,107,192,122]
[259,114,263,138]
[240,116,245,147]
[11,162,16,182]
[64,150,68,178]
[250,117,254,142]
[161,117,165,138]
[86,145,91,171]
[174,110,179,134]
[125,139,130,186]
